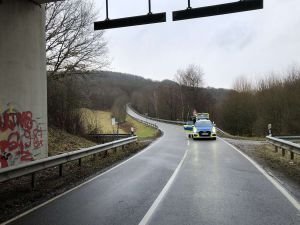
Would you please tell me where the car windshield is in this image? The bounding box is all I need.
[186,121,194,125]
[195,120,212,127]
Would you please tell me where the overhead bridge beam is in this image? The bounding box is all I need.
[33,0,63,3]
[173,0,263,21]
[94,13,166,30]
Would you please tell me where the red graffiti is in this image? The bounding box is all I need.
[0,109,43,168]
[0,111,33,132]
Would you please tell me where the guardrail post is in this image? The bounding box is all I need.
[104,150,108,158]
[275,146,278,153]
[79,158,82,167]
[31,173,36,189]
[281,148,286,157]
[59,164,63,176]
[290,151,294,161]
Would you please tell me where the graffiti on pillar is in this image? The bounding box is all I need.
[0,103,44,168]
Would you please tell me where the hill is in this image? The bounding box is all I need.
[47,70,232,132]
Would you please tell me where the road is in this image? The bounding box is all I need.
[4,108,300,225]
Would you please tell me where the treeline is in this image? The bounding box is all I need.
[219,69,300,136]
[48,68,300,137]
[47,70,230,134]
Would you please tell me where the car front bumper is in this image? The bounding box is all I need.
[192,132,216,139]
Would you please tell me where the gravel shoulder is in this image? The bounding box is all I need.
[224,138,300,202]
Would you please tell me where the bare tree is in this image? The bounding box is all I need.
[45,0,108,77]
[175,64,204,88]
[175,64,204,120]
[233,75,253,93]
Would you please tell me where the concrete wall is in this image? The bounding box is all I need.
[0,0,48,168]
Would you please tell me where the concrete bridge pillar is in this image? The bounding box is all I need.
[0,0,48,168]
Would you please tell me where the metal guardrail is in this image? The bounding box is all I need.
[128,114,158,129]
[144,116,185,125]
[0,136,137,187]
[275,136,300,142]
[127,105,185,125]
[216,128,235,137]
[89,133,132,138]
[266,136,300,160]
[127,109,159,129]
[88,133,133,144]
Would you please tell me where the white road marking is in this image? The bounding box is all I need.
[138,149,188,225]
[1,136,163,225]
[220,138,300,212]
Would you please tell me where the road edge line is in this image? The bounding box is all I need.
[219,137,300,212]
[138,149,188,225]
[1,136,164,225]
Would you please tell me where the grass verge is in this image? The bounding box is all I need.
[121,115,160,140]
[225,138,300,201]
[48,127,96,156]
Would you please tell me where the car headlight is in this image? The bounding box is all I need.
[212,127,216,133]
[193,127,197,132]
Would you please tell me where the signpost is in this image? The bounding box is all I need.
[112,118,116,126]
[268,123,272,136]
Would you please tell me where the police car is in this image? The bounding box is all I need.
[189,120,216,140]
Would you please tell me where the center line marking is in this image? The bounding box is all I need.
[138,149,188,225]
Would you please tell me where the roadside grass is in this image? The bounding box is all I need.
[48,110,160,155]
[79,108,126,134]
[217,130,265,141]
[253,144,300,183]
[123,115,160,140]
[48,127,96,156]
[79,108,159,139]
[226,138,300,199]
[124,116,158,139]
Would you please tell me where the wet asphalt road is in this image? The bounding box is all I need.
[6,108,300,225]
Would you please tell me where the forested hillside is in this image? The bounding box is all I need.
[48,68,300,137]
[220,70,300,136]
[47,70,230,134]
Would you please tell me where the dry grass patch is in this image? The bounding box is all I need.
[79,108,126,134]
[124,116,160,140]
[48,127,96,156]
[253,144,300,182]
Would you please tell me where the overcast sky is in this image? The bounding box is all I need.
[94,0,300,88]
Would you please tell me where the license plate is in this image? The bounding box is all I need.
[201,132,208,135]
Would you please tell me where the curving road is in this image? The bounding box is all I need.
[4,108,300,225]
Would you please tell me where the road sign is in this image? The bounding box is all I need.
[94,0,166,30]
[173,0,263,21]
